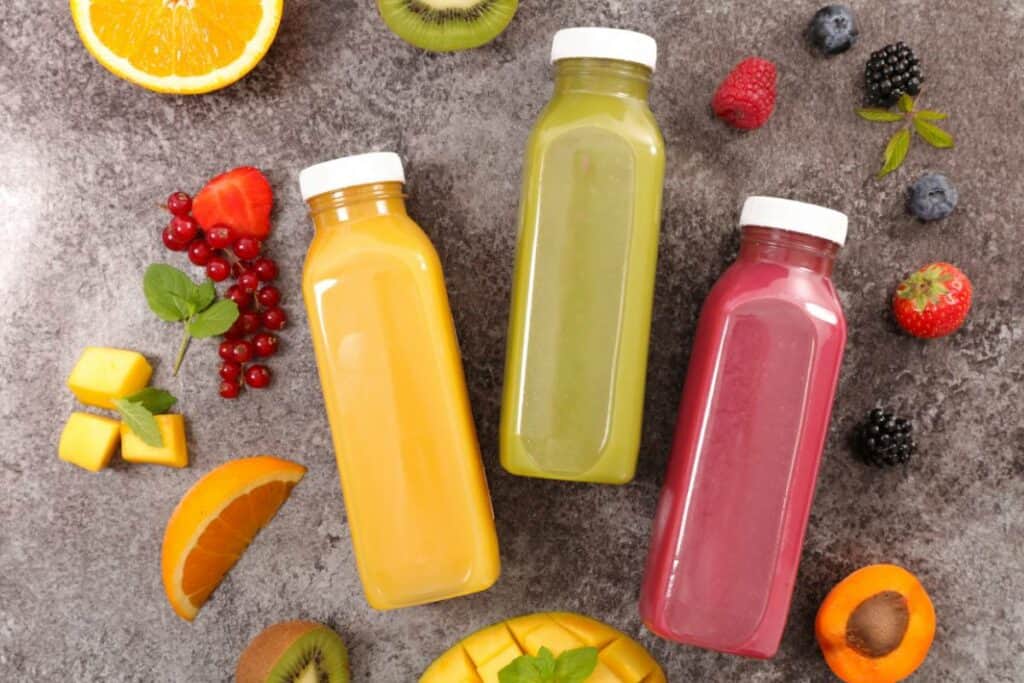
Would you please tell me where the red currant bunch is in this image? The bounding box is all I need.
[161,189,287,399]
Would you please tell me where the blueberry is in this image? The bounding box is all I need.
[908,173,959,221]
[807,5,859,56]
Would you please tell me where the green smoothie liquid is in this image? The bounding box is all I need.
[501,56,665,483]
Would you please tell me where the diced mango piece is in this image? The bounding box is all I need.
[120,414,188,468]
[475,642,523,681]
[59,412,121,472]
[464,623,519,666]
[67,347,152,409]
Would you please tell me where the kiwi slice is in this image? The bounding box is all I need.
[376,0,519,52]
[235,621,350,683]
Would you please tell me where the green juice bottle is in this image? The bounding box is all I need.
[501,28,665,484]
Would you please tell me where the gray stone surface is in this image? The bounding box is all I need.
[1,1,1022,680]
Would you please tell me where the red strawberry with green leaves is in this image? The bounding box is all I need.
[892,262,972,338]
[192,167,273,240]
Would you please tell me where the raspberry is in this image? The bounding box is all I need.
[711,57,777,130]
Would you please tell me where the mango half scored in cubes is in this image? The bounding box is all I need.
[67,347,153,409]
[421,612,666,683]
[59,412,121,472]
[121,414,189,468]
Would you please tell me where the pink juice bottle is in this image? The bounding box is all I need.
[640,196,849,658]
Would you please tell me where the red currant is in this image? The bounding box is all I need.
[238,272,260,293]
[238,312,262,334]
[224,320,246,340]
[253,258,278,282]
[218,340,235,361]
[232,261,254,279]
[187,239,214,266]
[166,191,192,216]
[169,216,199,243]
[225,284,252,310]
[206,256,231,282]
[219,361,242,381]
[233,237,261,260]
[261,307,287,331]
[245,364,272,389]
[257,286,281,308]
[219,380,241,399]
[253,333,279,358]
[230,340,255,363]
[162,225,189,251]
[206,225,234,249]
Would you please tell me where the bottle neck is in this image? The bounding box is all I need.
[739,226,839,276]
[306,182,408,228]
[553,58,652,100]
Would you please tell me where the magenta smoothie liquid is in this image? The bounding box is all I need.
[640,197,848,658]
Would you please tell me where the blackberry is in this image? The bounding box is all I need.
[854,408,918,467]
[864,42,923,107]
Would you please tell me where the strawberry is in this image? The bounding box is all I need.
[192,167,273,240]
[711,57,777,130]
[892,262,972,339]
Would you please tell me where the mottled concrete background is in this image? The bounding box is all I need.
[1,1,1022,681]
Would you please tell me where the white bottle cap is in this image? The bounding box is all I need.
[550,28,658,72]
[739,196,848,246]
[299,152,406,201]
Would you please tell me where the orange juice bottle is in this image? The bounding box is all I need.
[299,152,500,610]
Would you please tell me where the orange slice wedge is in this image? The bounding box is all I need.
[70,0,283,94]
[161,455,305,620]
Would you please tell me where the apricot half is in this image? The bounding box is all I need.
[816,564,936,682]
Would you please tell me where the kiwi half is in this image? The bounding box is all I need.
[377,0,519,52]
[235,621,350,683]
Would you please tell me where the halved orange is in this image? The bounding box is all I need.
[70,0,283,94]
[161,455,305,620]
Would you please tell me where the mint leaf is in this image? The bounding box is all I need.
[534,648,557,678]
[877,128,911,178]
[499,656,544,683]
[913,118,954,148]
[113,398,163,448]
[897,93,914,113]
[186,300,239,338]
[554,647,599,683]
[193,280,216,313]
[857,108,904,122]
[144,264,196,322]
[122,388,177,414]
[915,110,948,121]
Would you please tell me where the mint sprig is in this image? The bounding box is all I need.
[498,647,598,683]
[857,93,954,178]
[113,388,178,447]
[143,264,239,375]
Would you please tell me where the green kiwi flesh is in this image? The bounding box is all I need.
[377,0,519,52]
[235,621,349,683]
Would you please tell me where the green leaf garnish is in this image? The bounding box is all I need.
[143,264,240,376]
[554,647,599,682]
[912,118,955,148]
[878,129,911,178]
[498,647,599,683]
[144,264,196,322]
[187,300,240,338]
[857,108,904,122]
[113,397,163,447]
[121,388,177,414]
[857,94,954,179]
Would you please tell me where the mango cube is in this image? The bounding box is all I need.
[67,347,153,409]
[59,412,121,472]
[120,414,188,468]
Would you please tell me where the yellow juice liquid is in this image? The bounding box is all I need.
[302,180,500,610]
